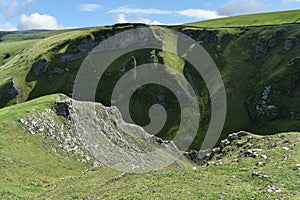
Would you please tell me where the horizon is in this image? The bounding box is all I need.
[0,0,300,31]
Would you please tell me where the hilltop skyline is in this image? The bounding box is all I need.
[0,0,300,30]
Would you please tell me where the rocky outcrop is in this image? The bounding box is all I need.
[256,86,278,117]
[19,96,185,172]
[77,38,95,52]
[184,131,249,165]
[282,38,298,51]
[0,79,20,107]
[59,38,96,63]
[55,101,71,117]
[33,59,48,76]
[6,79,19,98]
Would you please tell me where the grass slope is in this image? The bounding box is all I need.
[0,95,299,199]
[0,30,72,66]
[0,22,299,150]
[0,94,87,198]
[185,9,300,28]
[0,11,299,151]
[43,131,300,199]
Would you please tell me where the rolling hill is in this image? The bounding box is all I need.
[1,22,299,149]
[0,9,300,199]
[185,9,300,27]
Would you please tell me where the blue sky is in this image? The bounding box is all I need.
[0,0,299,30]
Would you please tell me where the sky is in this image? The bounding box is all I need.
[0,0,299,30]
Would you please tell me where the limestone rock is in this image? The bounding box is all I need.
[20,96,185,172]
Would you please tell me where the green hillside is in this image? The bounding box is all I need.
[185,9,300,28]
[42,131,300,199]
[0,94,87,198]
[0,95,299,199]
[0,9,300,199]
[1,22,299,150]
[0,30,72,66]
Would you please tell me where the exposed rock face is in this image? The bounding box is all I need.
[268,38,277,48]
[55,101,71,117]
[0,79,20,107]
[185,131,248,164]
[6,79,19,98]
[33,59,48,75]
[20,96,185,172]
[283,38,298,51]
[256,86,277,117]
[60,52,86,63]
[183,149,211,165]
[53,67,65,75]
[60,38,96,63]
[255,44,268,54]
[182,29,219,45]
[19,108,91,164]
[77,38,95,53]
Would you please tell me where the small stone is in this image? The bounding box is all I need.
[266,189,273,193]
[261,154,268,160]
[282,147,290,151]
[262,175,269,179]
[19,118,28,125]
[252,171,259,177]
[265,185,282,193]
[256,162,265,166]
[268,143,276,149]
[193,166,197,172]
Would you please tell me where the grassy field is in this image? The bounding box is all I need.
[0,95,299,199]
[185,9,300,28]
